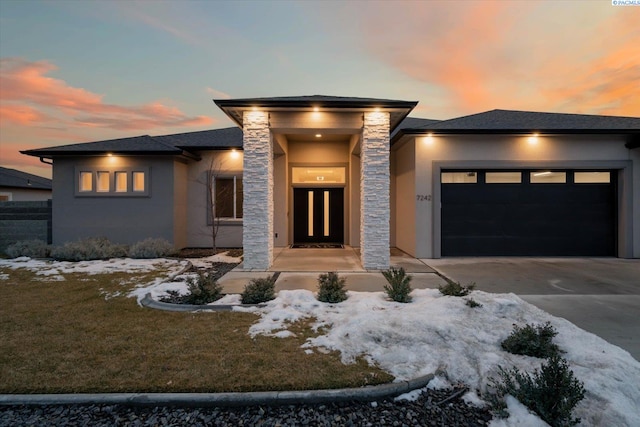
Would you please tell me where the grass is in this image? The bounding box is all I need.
[0,264,392,393]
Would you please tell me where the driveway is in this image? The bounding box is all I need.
[423,258,640,361]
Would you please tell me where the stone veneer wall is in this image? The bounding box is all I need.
[360,112,390,269]
[242,111,273,270]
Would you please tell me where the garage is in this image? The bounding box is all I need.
[441,170,616,256]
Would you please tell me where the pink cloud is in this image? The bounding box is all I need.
[0,58,214,130]
[336,1,639,117]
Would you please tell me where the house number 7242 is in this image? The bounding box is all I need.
[416,194,432,201]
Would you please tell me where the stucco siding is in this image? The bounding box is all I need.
[185,150,243,248]
[52,156,176,246]
[393,140,416,256]
[173,160,188,249]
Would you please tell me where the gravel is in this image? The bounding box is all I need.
[0,386,492,426]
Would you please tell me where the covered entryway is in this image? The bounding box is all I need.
[293,188,344,244]
[441,170,616,256]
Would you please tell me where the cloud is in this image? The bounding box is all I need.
[327,1,639,117]
[0,58,213,129]
[206,87,232,99]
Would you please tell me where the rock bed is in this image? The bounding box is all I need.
[0,386,493,426]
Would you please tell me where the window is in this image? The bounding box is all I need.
[530,171,566,183]
[79,172,93,192]
[214,176,243,219]
[441,172,477,183]
[115,172,127,192]
[96,172,110,192]
[76,168,148,196]
[486,172,522,183]
[133,172,145,192]
[0,193,11,201]
[575,171,610,183]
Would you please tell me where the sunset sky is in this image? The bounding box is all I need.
[1,0,639,178]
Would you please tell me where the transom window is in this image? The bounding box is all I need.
[76,168,148,196]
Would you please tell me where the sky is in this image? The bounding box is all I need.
[0,0,639,179]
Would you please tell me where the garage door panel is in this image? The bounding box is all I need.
[441,170,615,256]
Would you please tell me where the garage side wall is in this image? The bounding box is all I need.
[411,134,636,258]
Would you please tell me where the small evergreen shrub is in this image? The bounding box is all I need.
[317,272,348,303]
[183,272,223,305]
[489,354,585,427]
[439,281,475,297]
[5,239,51,258]
[382,267,413,303]
[501,322,561,358]
[50,237,127,261]
[129,238,175,259]
[465,298,482,308]
[241,274,277,304]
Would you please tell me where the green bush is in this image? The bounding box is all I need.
[129,238,175,259]
[50,237,127,261]
[182,272,223,305]
[5,239,51,258]
[465,298,483,308]
[439,281,475,297]
[241,274,277,304]
[489,354,585,427]
[382,267,413,303]
[317,272,348,303]
[501,322,561,358]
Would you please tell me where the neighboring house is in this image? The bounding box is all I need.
[21,95,640,269]
[0,167,52,201]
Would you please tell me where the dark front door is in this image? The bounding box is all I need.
[294,188,344,244]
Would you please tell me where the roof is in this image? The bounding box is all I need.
[215,95,418,130]
[402,109,640,133]
[0,167,52,190]
[21,108,640,159]
[155,127,243,150]
[393,109,640,148]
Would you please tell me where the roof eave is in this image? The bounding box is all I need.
[20,150,201,161]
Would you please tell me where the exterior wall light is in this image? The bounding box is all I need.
[315,134,322,138]
[424,133,434,144]
[230,149,240,159]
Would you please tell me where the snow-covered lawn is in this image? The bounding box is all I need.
[1,255,638,426]
[236,290,640,427]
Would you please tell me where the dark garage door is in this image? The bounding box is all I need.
[441,170,616,256]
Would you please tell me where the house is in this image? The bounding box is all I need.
[0,167,52,201]
[21,95,640,269]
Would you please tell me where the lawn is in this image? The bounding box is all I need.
[0,260,392,394]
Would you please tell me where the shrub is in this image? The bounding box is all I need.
[489,354,585,427]
[183,272,223,305]
[129,238,175,259]
[317,272,348,303]
[501,322,561,358]
[241,274,277,304]
[465,298,483,308]
[50,237,127,261]
[439,281,475,297]
[5,239,51,258]
[382,267,413,303]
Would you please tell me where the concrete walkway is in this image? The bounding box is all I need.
[218,246,447,294]
[425,257,640,361]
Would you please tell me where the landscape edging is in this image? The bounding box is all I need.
[0,373,435,407]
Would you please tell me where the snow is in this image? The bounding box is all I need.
[2,256,639,426]
[236,289,640,427]
[188,253,242,269]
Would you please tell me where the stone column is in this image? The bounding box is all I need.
[242,111,273,270]
[360,111,390,270]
